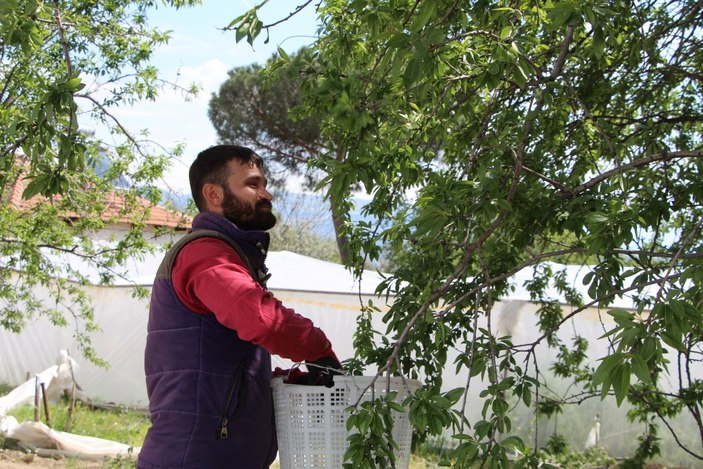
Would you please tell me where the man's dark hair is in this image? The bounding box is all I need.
[189,144,264,212]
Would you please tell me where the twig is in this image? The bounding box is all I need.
[264,0,314,29]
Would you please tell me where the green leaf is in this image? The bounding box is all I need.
[501,435,525,451]
[474,420,492,439]
[512,59,529,88]
[235,24,248,43]
[613,363,631,405]
[62,77,85,92]
[277,46,290,61]
[631,355,652,385]
[661,329,684,352]
[387,400,405,413]
[248,18,263,45]
[403,55,423,89]
[21,176,47,199]
[492,398,509,415]
[548,1,579,28]
[0,0,19,12]
[522,385,532,407]
[412,2,436,31]
[600,367,614,400]
[225,12,249,30]
[593,26,605,59]
[444,387,464,405]
[608,308,634,325]
[592,353,623,386]
[585,211,609,226]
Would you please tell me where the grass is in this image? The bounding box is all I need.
[1,381,149,448]
[5,399,149,449]
[268,454,434,468]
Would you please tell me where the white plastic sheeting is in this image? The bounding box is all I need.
[0,249,668,409]
[0,350,76,416]
[0,251,389,407]
[0,284,155,407]
[2,419,138,460]
[4,248,701,462]
[0,350,139,460]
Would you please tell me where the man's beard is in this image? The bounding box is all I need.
[221,186,277,231]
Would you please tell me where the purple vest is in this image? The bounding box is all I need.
[138,213,277,469]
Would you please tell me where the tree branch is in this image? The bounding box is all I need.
[520,163,573,192]
[568,150,703,197]
[263,0,315,29]
[75,94,146,156]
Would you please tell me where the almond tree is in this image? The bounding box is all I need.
[0,0,198,361]
[231,1,703,466]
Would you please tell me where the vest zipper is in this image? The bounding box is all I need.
[217,367,247,440]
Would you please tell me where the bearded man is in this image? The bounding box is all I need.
[138,145,341,468]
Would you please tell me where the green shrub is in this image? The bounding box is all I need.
[541,446,616,469]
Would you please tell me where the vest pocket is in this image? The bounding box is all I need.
[216,366,248,439]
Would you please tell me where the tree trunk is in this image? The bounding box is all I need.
[329,191,351,265]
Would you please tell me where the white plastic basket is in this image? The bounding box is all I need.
[272,375,421,469]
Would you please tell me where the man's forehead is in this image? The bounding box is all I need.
[226,159,267,182]
[227,159,261,171]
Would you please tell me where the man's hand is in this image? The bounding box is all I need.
[273,356,343,387]
[273,367,309,384]
[305,356,343,387]
[273,356,343,388]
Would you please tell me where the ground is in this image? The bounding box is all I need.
[0,449,286,468]
[0,449,105,468]
[1,449,691,469]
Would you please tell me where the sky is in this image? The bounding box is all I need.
[94,1,319,194]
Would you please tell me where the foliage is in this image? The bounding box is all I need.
[618,423,662,469]
[344,394,407,469]
[231,0,703,467]
[543,433,569,456]
[1,0,198,360]
[540,446,616,469]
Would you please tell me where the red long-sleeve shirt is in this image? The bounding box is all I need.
[171,237,334,363]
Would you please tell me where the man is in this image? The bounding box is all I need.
[138,145,342,468]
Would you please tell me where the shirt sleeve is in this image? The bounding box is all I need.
[171,237,335,363]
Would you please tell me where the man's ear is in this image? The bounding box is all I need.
[202,183,224,211]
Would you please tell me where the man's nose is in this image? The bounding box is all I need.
[260,188,273,201]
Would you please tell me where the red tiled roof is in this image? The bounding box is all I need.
[6,159,191,230]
